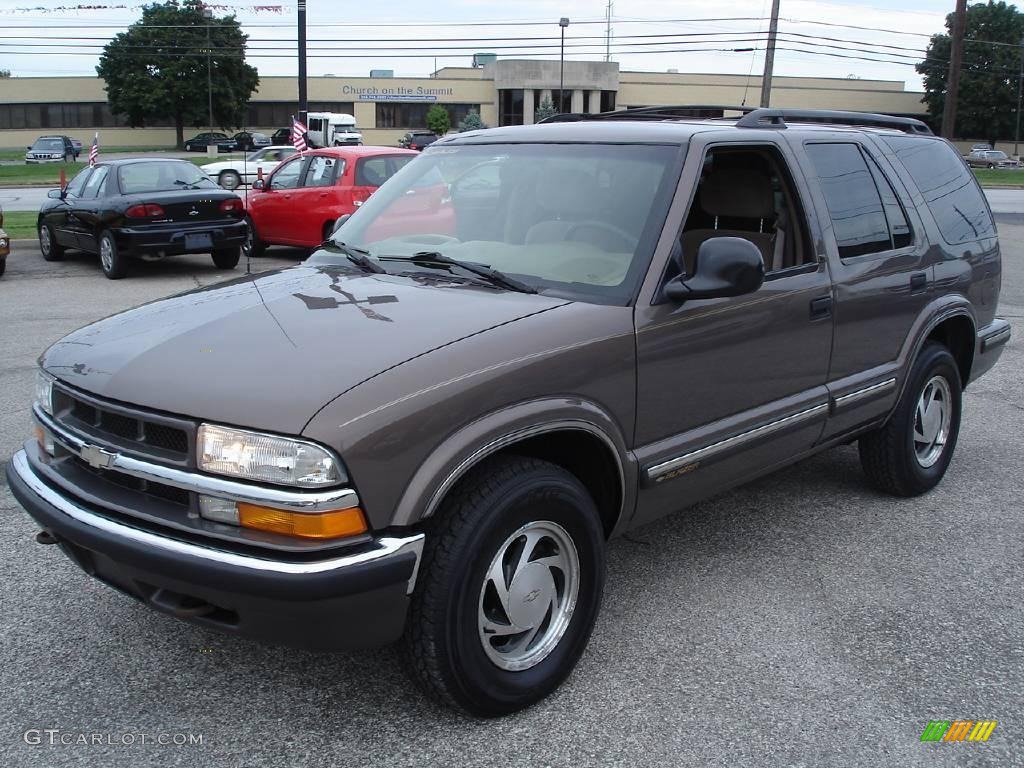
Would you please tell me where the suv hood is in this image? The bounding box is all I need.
[40,265,568,435]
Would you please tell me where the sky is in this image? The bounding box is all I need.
[0,0,961,90]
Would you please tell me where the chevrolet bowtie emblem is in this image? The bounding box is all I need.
[189,208,200,216]
[80,443,117,470]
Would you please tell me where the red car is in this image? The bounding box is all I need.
[243,146,422,255]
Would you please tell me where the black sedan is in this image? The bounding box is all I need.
[216,131,271,152]
[183,132,229,152]
[37,158,247,279]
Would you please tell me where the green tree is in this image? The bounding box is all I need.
[0,69,11,79]
[458,108,488,131]
[426,104,451,135]
[97,0,259,148]
[917,1,1024,143]
[534,97,558,123]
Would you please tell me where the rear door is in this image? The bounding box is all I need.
[285,154,344,245]
[791,137,931,440]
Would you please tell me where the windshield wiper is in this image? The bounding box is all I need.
[330,242,387,274]
[380,251,537,294]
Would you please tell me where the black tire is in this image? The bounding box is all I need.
[402,455,606,717]
[0,257,6,277]
[219,170,241,190]
[859,341,962,496]
[211,247,241,269]
[322,220,335,242]
[242,216,266,259]
[98,230,128,279]
[38,221,65,261]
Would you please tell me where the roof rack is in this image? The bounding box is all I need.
[541,105,757,123]
[735,108,933,135]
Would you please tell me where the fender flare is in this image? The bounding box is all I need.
[390,397,636,533]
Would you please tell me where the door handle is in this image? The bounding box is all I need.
[809,295,833,320]
[910,272,927,294]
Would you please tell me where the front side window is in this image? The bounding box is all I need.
[883,136,995,245]
[805,143,891,259]
[325,142,681,304]
[302,155,341,187]
[64,167,91,197]
[269,157,304,189]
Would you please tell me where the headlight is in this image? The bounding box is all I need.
[198,424,345,488]
[0,238,8,249]
[35,370,55,415]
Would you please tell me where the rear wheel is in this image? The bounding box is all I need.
[859,342,962,496]
[322,221,335,242]
[98,230,128,279]
[39,222,65,261]
[242,216,266,259]
[0,257,6,277]
[211,247,241,269]
[402,455,606,717]
[218,170,241,190]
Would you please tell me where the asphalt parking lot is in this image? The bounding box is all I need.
[0,228,1021,768]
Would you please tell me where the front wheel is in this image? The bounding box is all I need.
[242,216,266,259]
[859,342,962,496]
[402,455,606,717]
[211,247,240,269]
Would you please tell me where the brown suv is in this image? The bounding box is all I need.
[6,108,1011,717]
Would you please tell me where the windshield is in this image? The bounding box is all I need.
[33,138,64,151]
[118,161,217,194]
[323,142,681,304]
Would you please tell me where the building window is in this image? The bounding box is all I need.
[552,89,573,113]
[245,102,354,128]
[375,102,480,129]
[498,89,524,126]
[601,91,617,112]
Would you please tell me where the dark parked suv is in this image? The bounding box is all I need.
[7,108,1010,717]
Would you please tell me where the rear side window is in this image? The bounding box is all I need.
[883,136,995,244]
[355,155,414,187]
[805,143,891,258]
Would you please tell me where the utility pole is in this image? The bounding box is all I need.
[1015,36,1023,157]
[759,0,781,107]
[559,17,569,113]
[297,0,308,124]
[605,0,613,62]
[941,0,968,139]
[203,8,213,130]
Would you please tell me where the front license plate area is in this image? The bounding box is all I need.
[185,232,213,250]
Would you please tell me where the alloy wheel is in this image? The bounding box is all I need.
[478,520,580,672]
[913,375,952,468]
[100,237,114,272]
[40,226,50,255]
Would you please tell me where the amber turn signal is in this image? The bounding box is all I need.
[236,503,368,539]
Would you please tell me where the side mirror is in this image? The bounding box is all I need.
[663,237,765,302]
[48,188,64,200]
[252,179,266,190]
[331,213,351,235]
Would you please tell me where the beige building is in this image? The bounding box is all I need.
[0,59,928,149]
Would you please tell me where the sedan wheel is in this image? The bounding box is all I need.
[219,170,242,190]
[99,230,127,279]
[39,222,65,261]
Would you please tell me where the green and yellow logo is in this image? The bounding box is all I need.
[920,720,997,742]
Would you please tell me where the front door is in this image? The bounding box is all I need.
[46,166,92,248]
[253,154,306,242]
[631,138,835,527]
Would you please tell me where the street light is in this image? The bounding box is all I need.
[203,7,214,131]
[559,17,569,114]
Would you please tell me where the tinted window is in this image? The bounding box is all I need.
[355,156,411,187]
[64,167,91,197]
[806,143,891,258]
[81,166,109,198]
[883,136,996,244]
[865,154,912,249]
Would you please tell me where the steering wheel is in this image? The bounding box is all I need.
[564,221,640,252]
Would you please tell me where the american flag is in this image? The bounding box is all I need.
[291,116,307,152]
[88,132,99,166]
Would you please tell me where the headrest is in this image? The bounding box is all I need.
[536,169,597,217]
[699,168,775,219]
